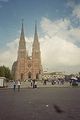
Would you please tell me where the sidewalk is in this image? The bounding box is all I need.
[7,81,80,88]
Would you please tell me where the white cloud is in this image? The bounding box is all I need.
[40,17,71,37]
[0,39,18,68]
[41,35,80,70]
[0,17,80,73]
[67,0,75,8]
[40,17,80,73]
[67,0,80,20]
[40,17,80,45]
[0,37,33,69]
[72,5,80,19]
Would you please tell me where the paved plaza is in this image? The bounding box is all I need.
[0,87,80,120]
[7,81,80,88]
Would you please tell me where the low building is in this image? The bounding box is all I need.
[0,77,6,87]
[42,72,65,80]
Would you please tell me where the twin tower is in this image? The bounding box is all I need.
[12,21,42,81]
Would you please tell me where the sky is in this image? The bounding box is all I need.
[0,0,80,74]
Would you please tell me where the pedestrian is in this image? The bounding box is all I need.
[43,79,46,85]
[33,79,35,88]
[31,80,33,87]
[69,79,72,86]
[17,80,21,92]
[35,80,37,88]
[13,80,16,92]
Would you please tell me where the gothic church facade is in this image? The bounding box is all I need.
[12,22,42,81]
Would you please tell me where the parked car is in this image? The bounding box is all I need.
[71,77,78,86]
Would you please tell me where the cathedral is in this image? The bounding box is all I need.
[12,21,42,81]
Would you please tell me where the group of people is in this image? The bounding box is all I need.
[13,79,37,91]
[13,80,21,92]
[31,79,37,88]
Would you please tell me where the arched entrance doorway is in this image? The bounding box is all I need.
[28,72,32,79]
[36,73,39,79]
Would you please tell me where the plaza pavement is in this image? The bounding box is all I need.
[0,87,80,120]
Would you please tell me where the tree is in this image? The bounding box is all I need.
[0,66,5,77]
[0,66,12,80]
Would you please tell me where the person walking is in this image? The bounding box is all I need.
[31,80,33,87]
[17,80,21,92]
[33,79,35,88]
[13,80,16,92]
[35,80,37,88]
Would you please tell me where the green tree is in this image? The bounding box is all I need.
[0,66,12,80]
[0,66,5,76]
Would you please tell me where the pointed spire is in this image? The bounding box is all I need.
[20,19,25,39]
[35,20,37,35]
[33,21,40,52]
[34,20,38,42]
[19,19,26,49]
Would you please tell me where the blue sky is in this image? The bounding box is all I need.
[0,0,80,73]
[0,0,75,47]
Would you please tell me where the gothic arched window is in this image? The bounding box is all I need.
[21,73,23,80]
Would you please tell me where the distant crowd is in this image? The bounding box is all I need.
[12,75,80,92]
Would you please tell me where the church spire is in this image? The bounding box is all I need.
[35,21,37,35]
[17,19,28,60]
[32,21,40,58]
[19,19,26,49]
[20,19,25,40]
[34,21,38,42]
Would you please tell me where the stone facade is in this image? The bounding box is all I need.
[12,22,42,81]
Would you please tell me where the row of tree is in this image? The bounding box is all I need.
[0,66,12,81]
